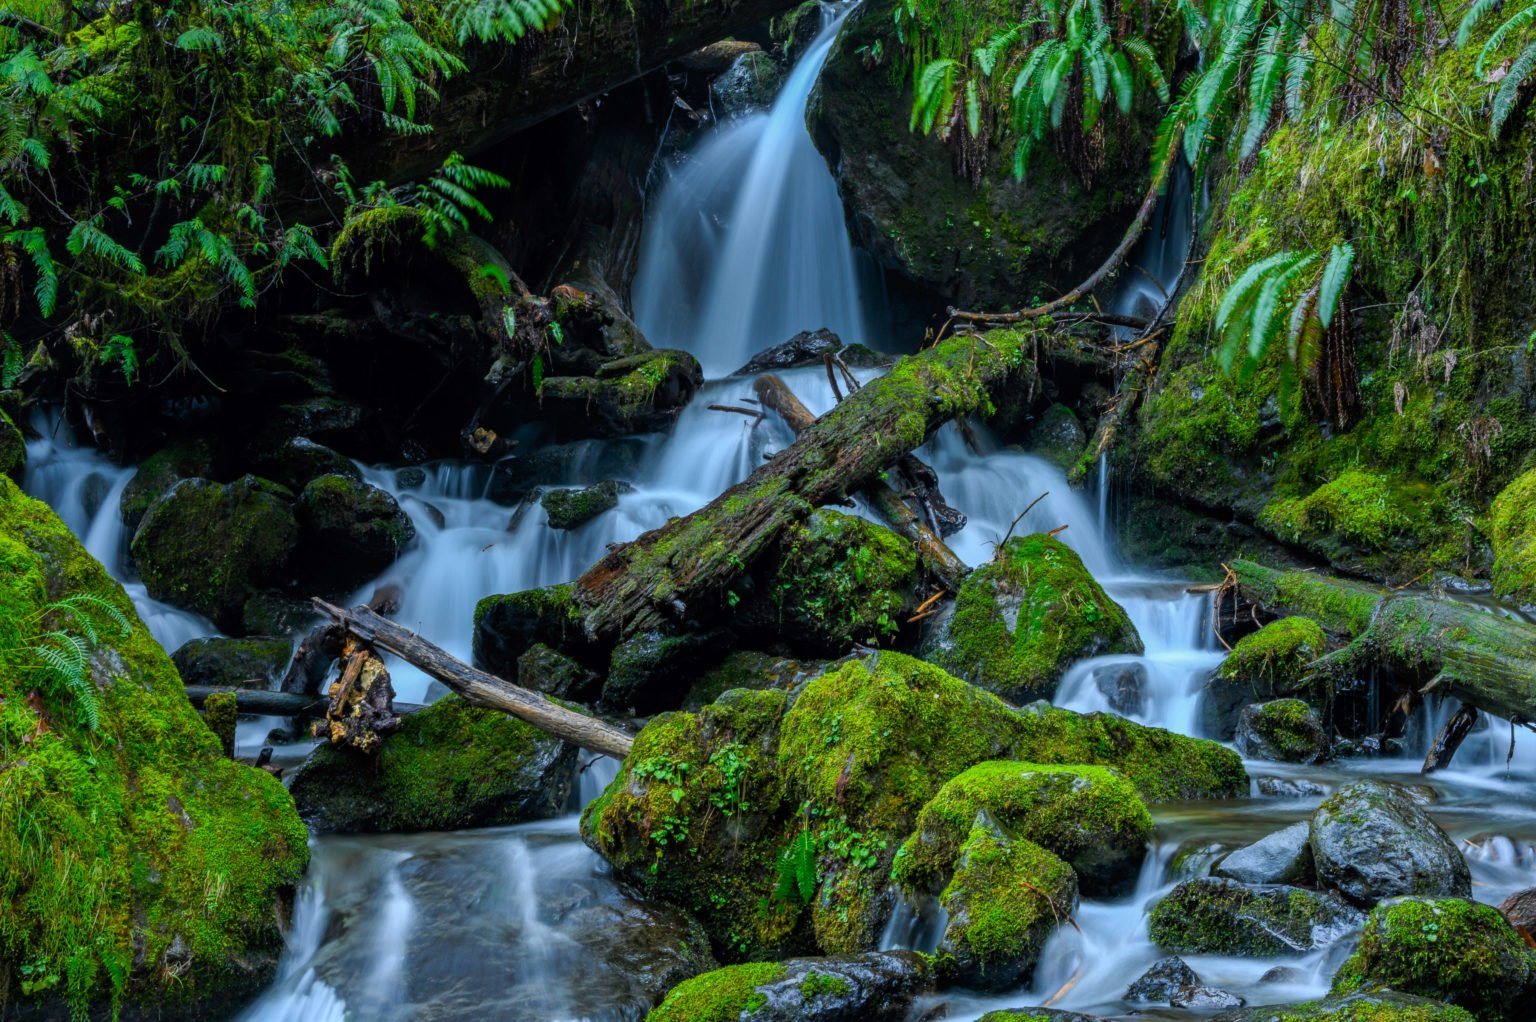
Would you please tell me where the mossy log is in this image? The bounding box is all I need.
[569,329,1037,649]
[1233,560,1536,727]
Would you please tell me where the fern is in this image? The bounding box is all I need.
[15,595,132,733]
[446,0,571,46]
[66,218,145,275]
[773,830,818,904]
[5,226,56,315]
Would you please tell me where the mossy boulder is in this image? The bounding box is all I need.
[893,762,1152,896]
[170,635,292,689]
[1330,898,1536,1022]
[517,641,602,702]
[0,474,308,1018]
[682,650,823,711]
[935,811,1079,991]
[249,436,360,492]
[1235,698,1329,763]
[1204,617,1327,738]
[919,534,1142,703]
[1210,992,1477,1022]
[712,50,782,116]
[537,348,704,439]
[645,951,931,1022]
[474,583,591,677]
[0,406,26,478]
[1028,404,1088,471]
[287,694,577,833]
[541,480,621,530]
[755,509,922,655]
[1490,468,1536,605]
[977,1012,1113,1022]
[294,473,415,594]
[1257,471,1443,580]
[130,475,299,633]
[1148,877,1364,956]
[602,627,732,714]
[1310,781,1471,907]
[119,437,224,531]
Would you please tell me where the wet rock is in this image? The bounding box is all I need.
[541,479,621,529]
[682,650,823,710]
[1091,659,1146,716]
[1148,877,1364,956]
[1330,897,1536,1021]
[518,437,649,489]
[1028,404,1087,471]
[1310,781,1472,907]
[242,590,319,635]
[602,627,731,714]
[919,533,1142,703]
[731,328,886,375]
[646,951,932,1021]
[0,407,24,478]
[250,435,361,491]
[295,473,415,594]
[1215,820,1315,885]
[1259,965,1307,984]
[1202,616,1327,738]
[1127,955,1201,1001]
[395,466,427,489]
[1236,698,1330,763]
[131,475,299,632]
[517,642,602,702]
[1171,985,1247,1009]
[1170,841,1229,881]
[1212,991,1477,1021]
[771,1,821,57]
[677,38,762,73]
[562,897,718,1012]
[712,50,782,116]
[257,395,366,448]
[474,583,593,678]
[977,1013,1108,1022]
[288,694,577,833]
[1256,775,1329,799]
[537,348,703,439]
[1500,887,1536,935]
[119,436,225,529]
[171,635,292,688]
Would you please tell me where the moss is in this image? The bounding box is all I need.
[473,583,586,675]
[170,635,292,688]
[0,407,26,478]
[1258,471,1440,569]
[1490,469,1536,603]
[119,437,222,529]
[0,475,308,1016]
[1220,616,1327,687]
[541,480,620,530]
[1330,898,1536,1021]
[1148,877,1362,956]
[1231,560,1380,635]
[200,690,237,758]
[644,961,783,1022]
[799,970,850,1001]
[892,762,1151,896]
[1214,993,1477,1022]
[921,534,1142,703]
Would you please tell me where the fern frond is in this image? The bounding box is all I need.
[1316,241,1355,327]
[66,219,145,275]
[1492,41,1536,137]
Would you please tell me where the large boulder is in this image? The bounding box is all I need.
[1148,877,1363,956]
[295,473,415,594]
[171,635,292,688]
[287,694,577,832]
[1330,897,1536,1022]
[0,475,308,1018]
[119,436,225,529]
[1235,698,1329,763]
[1203,616,1327,737]
[919,534,1142,703]
[645,952,931,1022]
[1211,992,1476,1022]
[130,475,299,632]
[1214,821,1314,885]
[1310,781,1471,907]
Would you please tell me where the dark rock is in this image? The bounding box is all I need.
[521,437,648,488]
[1091,659,1146,716]
[119,436,224,529]
[250,436,361,491]
[171,636,291,688]
[1212,991,1481,1021]
[474,584,593,678]
[258,396,366,447]
[1126,955,1200,1002]
[541,479,621,529]
[712,50,782,116]
[1256,775,1329,799]
[1215,821,1315,885]
[1171,985,1247,1009]
[1236,698,1330,763]
[731,328,887,375]
[676,38,761,73]
[601,627,731,714]
[537,348,703,439]
[131,475,299,632]
[648,951,932,1022]
[1310,781,1472,907]
[1148,877,1364,956]
[561,897,718,1012]
[1028,404,1087,471]
[287,695,577,833]
[772,1,821,57]
[1500,887,1536,934]
[0,408,24,478]
[1259,965,1308,984]
[978,1012,1107,1022]
[517,642,602,702]
[682,650,823,710]
[242,590,319,635]
[295,473,415,594]
[395,466,427,489]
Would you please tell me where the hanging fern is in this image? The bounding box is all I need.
[446,0,571,46]
[1458,0,1536,137]
[773,830,819,905]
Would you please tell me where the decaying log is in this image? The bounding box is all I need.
[313,599,635,759]
[1422,702,1480,773]
[322,637,402,754]
[753,373,970,592]
[1233,560,1536,727]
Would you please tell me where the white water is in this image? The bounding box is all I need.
[18,2,1536,1018]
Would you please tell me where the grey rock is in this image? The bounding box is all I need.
[1028,403,1088,471]
[1126,956,1200,1002]
[1259,965,1307,984]
[1215,821,1314,885]
[731,328,887,376]
[1256,776,1329,799]
[1149,877,1364,956]
[1171,985,1246,1009]
[1310,780,1472,906]
[725,951,932,1021]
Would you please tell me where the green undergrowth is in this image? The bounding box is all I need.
[644,960,784,1022]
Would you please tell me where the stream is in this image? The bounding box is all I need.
[20,3,1536,1019]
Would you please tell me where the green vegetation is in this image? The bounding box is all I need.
[1149,877,1362,956]
[767,509,919,651]
[1220,616,1327,687]
[644,961,784,1022]
[1490,469,1536,602]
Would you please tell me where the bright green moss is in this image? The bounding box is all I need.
[0,475,308,1016]
[1148,877,1360,956]
[201,690,238,757]
[1331,898,1536,1022]
[0,407,26,478]
[541,480,620,530]
[922,533,1141,703]
[644,961,784,1022]
[1231,561,1379,635]
[1490,469,1536,603]
[1223,993,1477,1022]
[799,970,850,1001]
[1259,471,1438,559]
[1220,616,1326,685]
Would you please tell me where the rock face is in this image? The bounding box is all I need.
[712,50,783,116]
[1214,821,1314,885]
[1310,781,1472,906]
[810,0,1153,311]
[131,475,299,632]
[977,1013,1109,1022]
[171,635,292,688]
[1330,897,1536,1022]
[288,695,577,833]
[1148,877,1364,956]
[541,480,621,530]
[645,951,932,1022]
[920,533,1142,703]
[1235,698,1329,763]
[295,473,415,594]
[0,475,308,1018]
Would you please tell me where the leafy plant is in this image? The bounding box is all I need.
[774,830,818,905]
[1457,0,1536,137]
[6,593,133,732]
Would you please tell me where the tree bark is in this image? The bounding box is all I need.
[312,599,635,759]
[569,330,1037,647]
[1233,560,1536,726]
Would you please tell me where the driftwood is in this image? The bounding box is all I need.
[1422,702,1480,773]
[753,373,970,591]
[313,598,635,759]
[1233,560,1536,729]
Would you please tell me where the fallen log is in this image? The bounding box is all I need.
[753,373,969,591]
[185,687,324,716]
[569,328,1038,647]
[312,599,635,759]
[1233,560,1536,727]
[1422,702,1480,773]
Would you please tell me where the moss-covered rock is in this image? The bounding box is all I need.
[537,348,704,439]
[645,951,931,1022]
[201,689,238,758]
[1310,781,1471,907]
[287,694,577,832]
[1028,404,1088,471]
[977,1011,1114,1022]
[0,406,26,478]
[1330,898,1536,1022]
[0,474,308,1017]
[919,534,1142,703]
[130,475,299,633]
[1210,992,1477,1022]
[541,479,621,530]
[602,627,733,714]
[935,811,1079,991]
[119,437,224,530]
[1205,617,1327,738]
[1257,472,1442,579]
[249,436,360,493]
[893,762,1152,896]
[1490,469,1536,605]
[682,650,823,711]
[1148,877,1364,956]
[712,50,782,116]
[295,473,415,594]
[1235,698,1329,763]
[517,641,602,702]
[474,583,591,677]
[170,635,292,689]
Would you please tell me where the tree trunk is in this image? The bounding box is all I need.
[569,329,1037,647]
[1233,560,1536,726]
[312,599,635,759]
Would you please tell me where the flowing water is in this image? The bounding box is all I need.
[20,3,1536,1019]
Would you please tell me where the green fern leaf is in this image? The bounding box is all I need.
[1316,241,1355,328]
